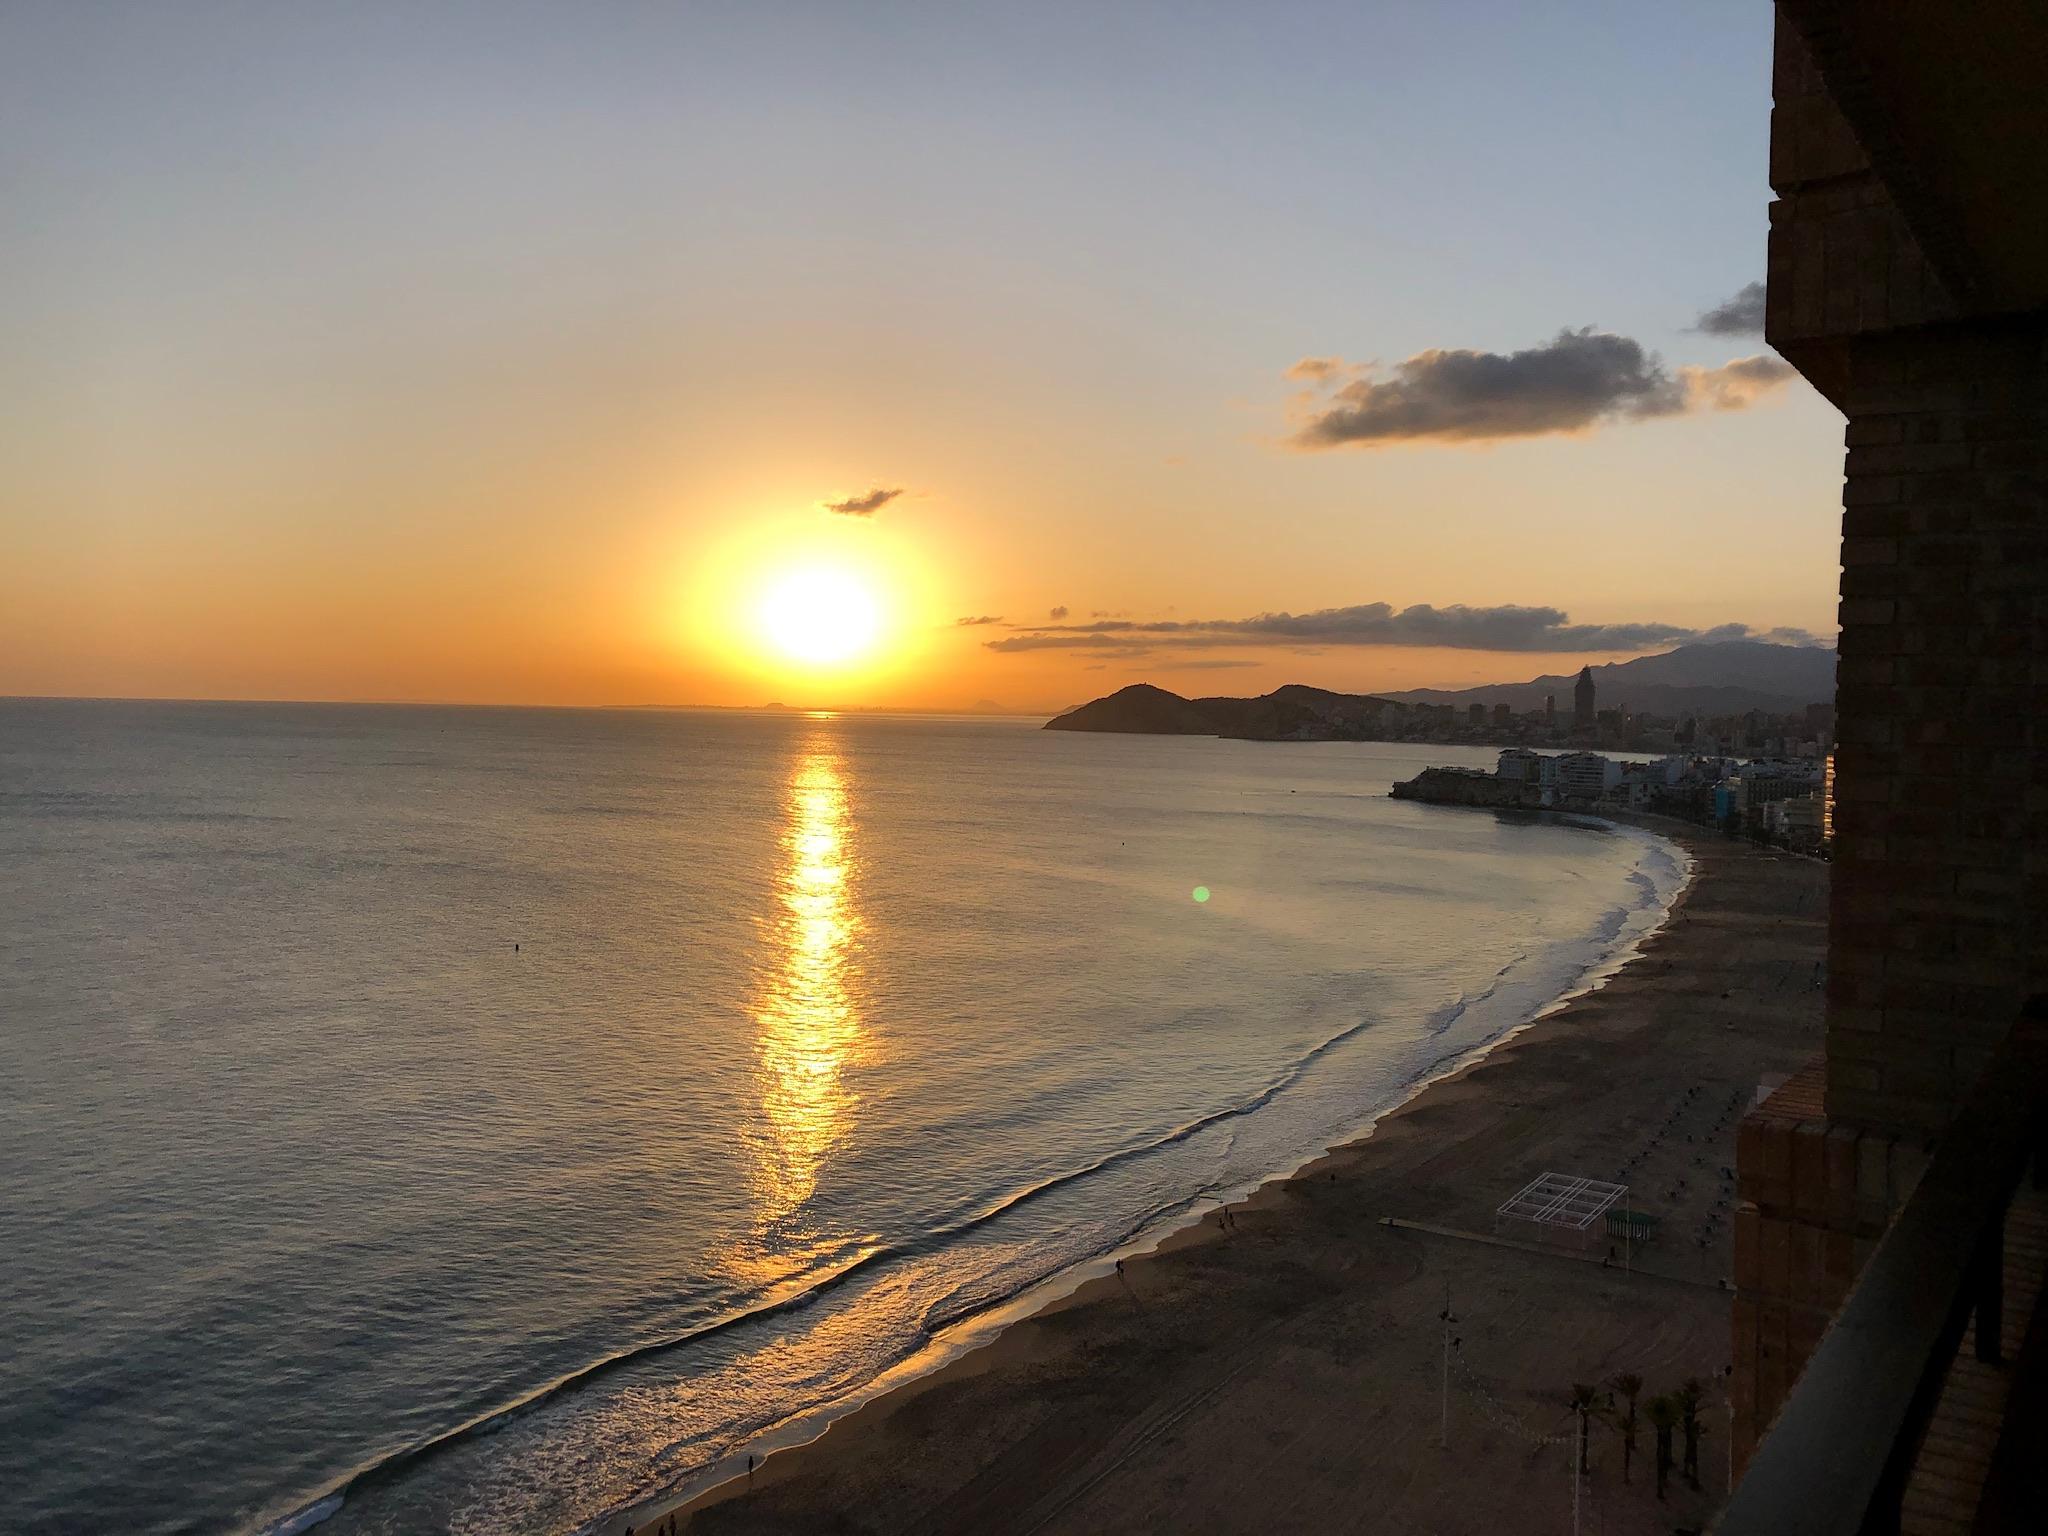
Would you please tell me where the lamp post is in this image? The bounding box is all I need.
[1439,1282,1458,1449]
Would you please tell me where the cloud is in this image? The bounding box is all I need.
[1049,605,1069,620]
[1681,353,1795,410]
[1288,329,1683,448]
[1693,281,1767,336]
[822,486,903,517]
[984,601,1830,657]
[954,614,1003,626]
[1287,326,1791,448]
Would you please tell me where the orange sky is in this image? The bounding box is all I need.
[0,4,1843,714]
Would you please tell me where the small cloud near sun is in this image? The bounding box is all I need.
[1049,605,1069,620]
[954,614,1004,626]
[822,486,903,517]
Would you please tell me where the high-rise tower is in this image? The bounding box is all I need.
[1572,666,1595,731]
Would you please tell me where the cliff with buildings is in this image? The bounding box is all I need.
[1387,766,1540,808]
[1390,746,1832,853]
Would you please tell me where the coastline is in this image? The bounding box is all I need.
[600,819,1828,1536]
[597,822,1689,1533]
[251,795,1687,1536]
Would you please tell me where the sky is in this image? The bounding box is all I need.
[0,1,1846,711]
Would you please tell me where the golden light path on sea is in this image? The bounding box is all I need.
[747,733,866,1225]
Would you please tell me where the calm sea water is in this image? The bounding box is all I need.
[0,702,1686,1535]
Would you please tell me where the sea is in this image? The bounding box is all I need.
[0,701,1690,1535]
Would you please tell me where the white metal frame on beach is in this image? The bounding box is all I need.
[1495,1172,1627,1231]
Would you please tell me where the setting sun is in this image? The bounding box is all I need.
[757,568,883,667]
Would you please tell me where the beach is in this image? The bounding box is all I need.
[642,826,1828,1536]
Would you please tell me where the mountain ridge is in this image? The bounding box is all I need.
[1042,641,1835,737]
[1382,640,1836,717]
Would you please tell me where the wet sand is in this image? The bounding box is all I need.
[636,825,1826,1536]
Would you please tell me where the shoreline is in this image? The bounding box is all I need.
[601,816,1707,1536]
[646,821,1826,1536]
[251,810,1689,1536]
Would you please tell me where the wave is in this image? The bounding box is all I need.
[1409,828,1690,1093]
[255,995,1416,1535]
[1425,950,1530,1037]
[253,1239,910,1534]
[257,1494,343,1536]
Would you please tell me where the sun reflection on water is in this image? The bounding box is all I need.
[747,740,866,1226]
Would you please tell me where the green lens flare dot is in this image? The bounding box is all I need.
[1191,885,1211,903]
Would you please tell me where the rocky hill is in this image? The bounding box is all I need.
[1044,682,1398,740]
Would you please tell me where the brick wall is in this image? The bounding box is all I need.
[1731,8,2048,1475]
[1729,1062,1929,1470]
[1823,321,2048,1133]
[1767,16,2048,1137]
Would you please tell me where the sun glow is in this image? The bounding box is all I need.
[680,507,947,699]
[757,567,883,667]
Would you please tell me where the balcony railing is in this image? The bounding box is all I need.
[1714,999,2047,1536]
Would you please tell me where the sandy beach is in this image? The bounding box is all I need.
[630,823,1826,1536]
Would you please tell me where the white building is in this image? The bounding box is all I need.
[1767,796,1826,848]
[1552,752,1615,801]
[1497,748,1543,783]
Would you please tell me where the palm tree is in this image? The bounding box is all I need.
[1676,1377,1705,1490]
[1607,1372,1643,1483]
[1567,1382,1602,1476]
[1646,1396,1680,1501]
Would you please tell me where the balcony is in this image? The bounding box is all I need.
[1718,1003,2047,1534]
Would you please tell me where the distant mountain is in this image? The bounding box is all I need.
[1045,682,1397,739]
[1382,640,1837,718]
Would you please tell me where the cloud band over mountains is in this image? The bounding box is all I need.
[1287,327,1792,448]
[985,602,1826,656]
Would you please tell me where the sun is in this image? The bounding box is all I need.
[757,567,883,667]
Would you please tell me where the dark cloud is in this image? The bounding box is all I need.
[985,601,1830,657]
[1286,326,1797,449]
[1048,605,1069,620]
[953,614,1003,626]
[1694,281,1767,336]
[1290,329,1686,448]
[822,486,903,517]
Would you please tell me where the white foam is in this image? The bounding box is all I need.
[258,1493,343,1536]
